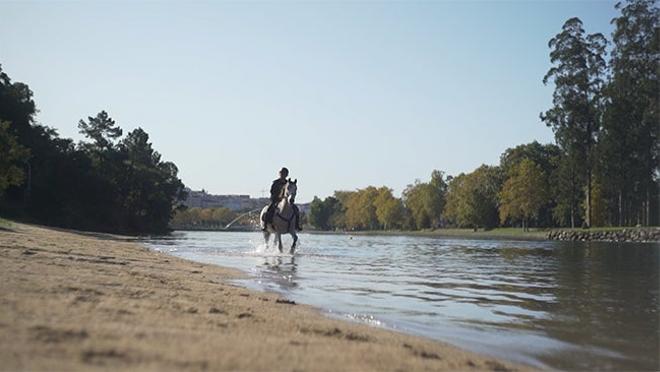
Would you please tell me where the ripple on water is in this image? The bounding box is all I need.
[146,231,660,371]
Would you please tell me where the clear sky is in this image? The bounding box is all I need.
[0,0,617,202]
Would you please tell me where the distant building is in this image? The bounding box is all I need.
[183,189,270,211]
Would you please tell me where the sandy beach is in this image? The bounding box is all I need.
[0,222,528,371]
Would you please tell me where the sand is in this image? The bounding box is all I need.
[0,222,529,371]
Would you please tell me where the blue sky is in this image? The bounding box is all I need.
[0,1,617,202]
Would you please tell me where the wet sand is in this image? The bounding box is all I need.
[0,222,529,371]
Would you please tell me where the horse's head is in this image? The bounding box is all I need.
[284,178,297,200]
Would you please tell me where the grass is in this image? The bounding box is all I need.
[0,217,13,229]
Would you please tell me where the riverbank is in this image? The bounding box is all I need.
[307,227,660,242]
[308,227,549,241]
[0,221,527,371]
[547,227,660,243]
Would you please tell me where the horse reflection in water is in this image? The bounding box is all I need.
[257,256,298,291]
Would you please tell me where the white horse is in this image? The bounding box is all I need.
[259,179,298,253]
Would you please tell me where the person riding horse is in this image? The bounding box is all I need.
[263,167,302,231]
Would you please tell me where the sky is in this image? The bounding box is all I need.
[0,0,618,202]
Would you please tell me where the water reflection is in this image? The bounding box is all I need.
[146,232,659,370]
[256,256,299,290]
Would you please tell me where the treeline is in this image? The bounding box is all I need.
[541,0,658,227]
[0,66,185,234]
[170,207,238,229]
[310,0,659,231]
[308,144,555,231]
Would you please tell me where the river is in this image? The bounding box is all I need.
[145,231,659,370]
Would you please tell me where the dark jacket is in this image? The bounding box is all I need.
[270,178,287,203]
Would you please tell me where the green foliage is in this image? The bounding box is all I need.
[0,121,29,197]
[541,17,608,228]
[499,159,549,230]
[308,196,343,230]
[374,187,405,230]
[599,0,659,226]
[0,65,185,234]
[78,111,122,151]
[115,128,186,232]
[444,165,502,229]
[344,187,380,230]
[402,170,447,229]
[500,142,560,226]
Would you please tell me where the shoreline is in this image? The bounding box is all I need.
[173,226,660,243]
[0,222,528,371]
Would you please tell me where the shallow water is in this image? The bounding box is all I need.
[145,231,659,370]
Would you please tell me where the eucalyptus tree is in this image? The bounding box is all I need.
[600,0,659,226]
[541,17,608,227]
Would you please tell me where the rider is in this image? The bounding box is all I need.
[263,167,302,231]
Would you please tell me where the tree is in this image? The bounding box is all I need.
[308,195,346,230]
[0,121,29,196]
[0,64,36,144]
[541,17,608,227]
[600,0,659,226]
[0,65,186,234]
[402,170,447,229]
[500,142,561,226]
[344,187,379,230]
[374,187,405,229]
[443,165,502,229]
[499,159,549,230]
[117,128,186,233]
[78,111,122,152]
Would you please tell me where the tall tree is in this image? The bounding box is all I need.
[600,0,659,226]
[117,128,186,233]
[541,17,608,227]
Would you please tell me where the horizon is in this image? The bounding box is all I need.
[0,1,618,203]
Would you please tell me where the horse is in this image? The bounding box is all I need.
[259,179,298,253]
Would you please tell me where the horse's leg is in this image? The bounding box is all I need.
[277,233,283,253]
[263,230,270,248]
[290,231,298,254]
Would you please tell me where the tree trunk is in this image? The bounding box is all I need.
[646,189,650,226]
[586,171,592,228]
[618,190,623,227]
